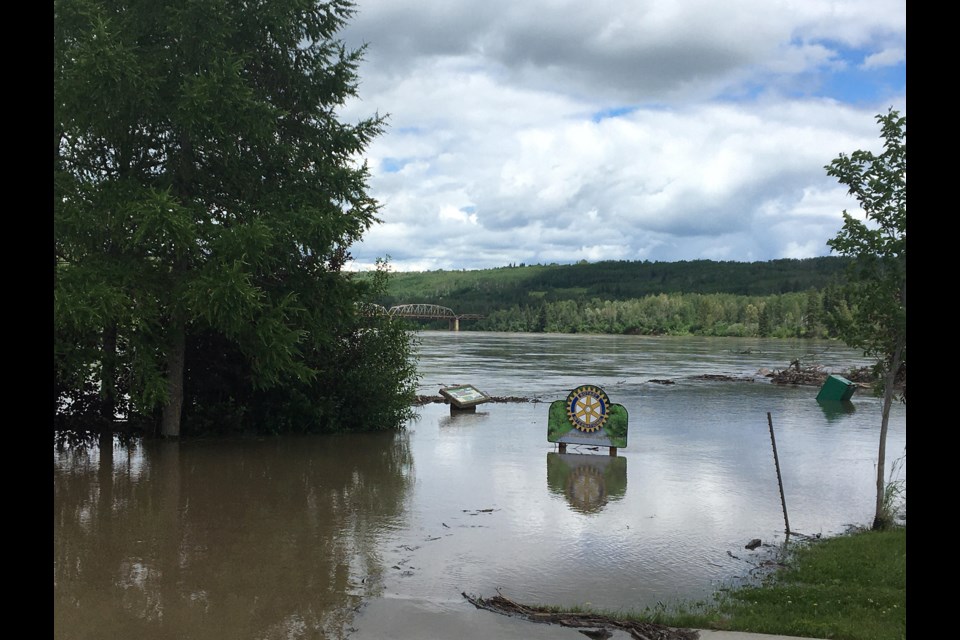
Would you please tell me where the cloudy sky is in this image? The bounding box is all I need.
[336,0,906,272]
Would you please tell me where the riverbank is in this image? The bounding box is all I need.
[646,525,906,639]
[465,526,906,640]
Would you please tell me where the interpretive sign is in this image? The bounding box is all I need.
[439,384,491,409]
[547,384,628,450]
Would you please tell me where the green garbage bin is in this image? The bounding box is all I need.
[816,374,857,401]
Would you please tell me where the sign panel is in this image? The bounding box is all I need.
[547,384,628,448]
[439,384,491,409]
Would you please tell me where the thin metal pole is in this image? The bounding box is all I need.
[767,412,790,535]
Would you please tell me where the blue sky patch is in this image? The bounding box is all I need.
[805,40,905,104]
[591,106,637,122]
[380,157,408,173]
[817,61,905,105]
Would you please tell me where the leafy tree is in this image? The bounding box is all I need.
[55,0,418,437]
[825,108,906,529]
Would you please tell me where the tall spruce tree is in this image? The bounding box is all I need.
[55,0,417,437]
[825,108,906,529]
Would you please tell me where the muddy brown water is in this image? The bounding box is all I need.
[54,332,906,639]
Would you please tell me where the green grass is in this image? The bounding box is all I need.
[637,527,906,640]
[493,527,905,639]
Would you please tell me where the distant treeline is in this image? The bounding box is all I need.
[367,257,857,338]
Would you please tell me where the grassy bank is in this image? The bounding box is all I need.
[470,526,906,639]
[640,526,906,639]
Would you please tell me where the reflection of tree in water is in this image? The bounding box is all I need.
[53,433,413,640]
[546,453,627,515]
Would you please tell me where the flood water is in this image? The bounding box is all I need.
[54,331,907,640]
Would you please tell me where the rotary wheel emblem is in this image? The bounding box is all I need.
[565,385,611,432]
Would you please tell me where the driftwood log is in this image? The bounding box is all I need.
[414,395,542,406]
[462,590,701,640]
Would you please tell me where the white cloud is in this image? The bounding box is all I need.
[438,205,479,225]
[338,0,906,271]
[862,47,906,70]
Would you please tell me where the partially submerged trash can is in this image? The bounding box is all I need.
[816,374,857,402]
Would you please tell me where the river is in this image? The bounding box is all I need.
[53,331,906,640]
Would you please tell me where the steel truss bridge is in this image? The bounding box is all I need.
[371,303,482,331]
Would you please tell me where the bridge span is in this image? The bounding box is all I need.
[388,304,482,331]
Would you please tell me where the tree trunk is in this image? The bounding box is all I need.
[101,323,118,426]
[160,322,186,438]
[872,334,905,530]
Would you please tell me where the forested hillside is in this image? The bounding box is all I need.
[382,257,847,314]
[374,257,848,312]
[360,257,855,338]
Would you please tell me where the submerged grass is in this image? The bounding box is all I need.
[635,527,907,640]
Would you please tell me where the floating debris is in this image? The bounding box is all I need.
[693,374,754,382]
[413,394,541,406]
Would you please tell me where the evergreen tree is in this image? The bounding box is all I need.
[535,304,548,333]
[803,289,823,338]
[55,0,417,437]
